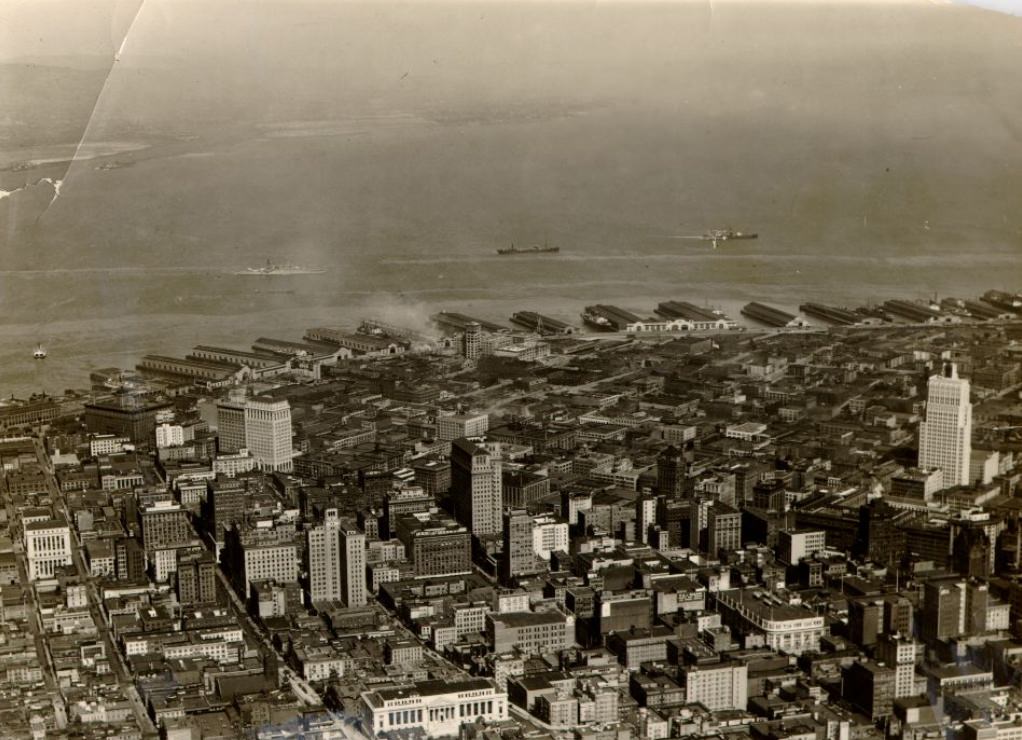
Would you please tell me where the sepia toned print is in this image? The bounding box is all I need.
[0,1,1020,738]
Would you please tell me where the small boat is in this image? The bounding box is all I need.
[33,345,47,360]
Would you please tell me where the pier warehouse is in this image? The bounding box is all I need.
[798,303,862,326]
[655,301,738,330]
[304,327,406,356]
[509,311,576,335]
[432,312,509,334]
[881,300,959,324]
[962,300,1013,321]
[740,302,808,328]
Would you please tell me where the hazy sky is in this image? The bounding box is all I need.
[3,0,1021,272]
[4,0,1020,67]
[959,0,1022,14]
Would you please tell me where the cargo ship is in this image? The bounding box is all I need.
[673,228,759,249]
[237,260,326,276]
[581,305,641,332]
[981,290,1022,314]
[706,228,757,241]
[496,242,560,256]
[581,310,613,331]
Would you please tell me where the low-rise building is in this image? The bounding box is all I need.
[358,678,507,737]
[486,610,575,655]
[712,589,825,655]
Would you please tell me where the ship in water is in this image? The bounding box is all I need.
[705,228,757,241]
[496,242,560,256]
[673,228,759,249]
[703,228,757,249]
[33,345,47,360]
[580,308,615,331]
[237,259,326,276]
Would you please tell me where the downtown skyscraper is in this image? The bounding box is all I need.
[215,395,294,471]
[244,397,294,472]
[501,508,535,585]
[918,363,972,489]
[451,438,502,536]
[308,509,367,607]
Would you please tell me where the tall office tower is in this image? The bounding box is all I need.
[501,509,535,585]
[706,503,742,557]
[657,497,691,548]
[998,517,1022,574]
[216,399,247,453]
[340,526,367,607]
[921,577,965,645]
[394,512,472,577]
[206,479,248,544]
[176,551,218,605]
[841,660,896,721]
[965,579,989,634]
[689,497,713,553]
[953,526,992,578]
[657,446,687,497]
[225,523,300,599]
[308,509,343,603]
[636,495,658,545]
[848,598,883,647]
[952,511,1001,576]
[451,438,502,536]
[244,397,294,472]
[883,595,913,635]
[918,363,972,489]
[115,537,146,581]
[876,634,920,699]
[463,322,482,360]
[140,502,192,552]
[677,661,748,712]
[531,514,569,560]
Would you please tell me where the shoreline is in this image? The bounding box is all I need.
[4,286,1018,400]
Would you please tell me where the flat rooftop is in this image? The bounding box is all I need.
[717,588,822,622]
[372,678,494,702]
[490,610,567,628]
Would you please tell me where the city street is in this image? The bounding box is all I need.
[34,439,158,738]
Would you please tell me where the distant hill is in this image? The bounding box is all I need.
[0,62,110,153]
